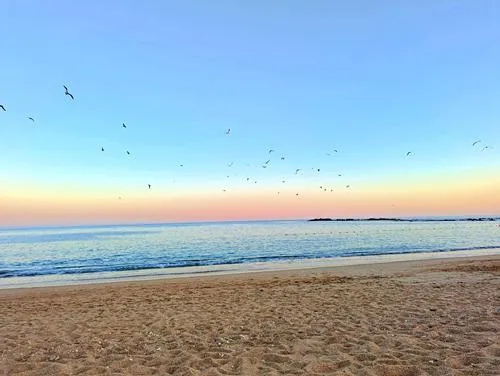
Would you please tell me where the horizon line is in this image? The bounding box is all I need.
[1,214,499,231]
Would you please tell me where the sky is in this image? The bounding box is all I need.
[1,1,499,226]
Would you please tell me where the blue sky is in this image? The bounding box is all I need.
[1,1,499,224]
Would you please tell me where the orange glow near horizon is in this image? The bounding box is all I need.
[1,170,499,227]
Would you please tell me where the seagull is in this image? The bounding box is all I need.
[482,146,491,151]
[126,151,130,155]
[101,147,104,152]
[246,177,250,181]
[406,152,412,157]
[295,169,301,174]
[472,140,481,146]
[0,105,6,111]
[265,160,270,165]
[268,149,275,154]
[225,128,231,135]
[346,185,350,188]
[148,184,151,189]
[63,85,74,100]
[282,180,286,183]
[28,117,35,122]
[122,123,127,128]
[280,156,285,160]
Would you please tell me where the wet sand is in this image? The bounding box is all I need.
[1,255,499,375]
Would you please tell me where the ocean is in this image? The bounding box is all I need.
[1,219,499,288]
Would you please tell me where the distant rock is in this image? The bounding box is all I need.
[307,217,498,223]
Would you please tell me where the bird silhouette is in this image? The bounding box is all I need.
[228,162,234,167]
[0,105,6,111]
[28,117,35,122]
[295,169,301,174]
[268,149,275,154]
[406,152,412,157]
[148,184,151,189]
[346,185,350,188]
[122,123,127,128]
[472,140,481,146]
[126,151,130,155]
[63,85,74,100]
[225,128,231,135]
[482,146,490,151]
[101,147,104,152]
[265,160,270,165]
[280,156,285,160]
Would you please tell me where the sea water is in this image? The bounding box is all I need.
[0,220,499,288]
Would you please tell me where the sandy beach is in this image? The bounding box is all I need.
[1,256,499,376]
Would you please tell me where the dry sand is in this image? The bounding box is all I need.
[1,256,499,376]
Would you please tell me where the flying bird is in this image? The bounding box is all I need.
[406,152,412,157]
[295,169,301,174]
[148,184,151,189]
[126,151,130,155]
[268,149,275,154]
[101,147,104,152]
[122,123,127,128]
[265,160,270,165]
[63,85,74,100]
[346,185,350,188]
[225,128,231,135]
[228,162,234,167]
[482,146,490,151]
[0,105,6,111]
[280,156,285,160]
[472,140,481,146]
[28,117,35,122]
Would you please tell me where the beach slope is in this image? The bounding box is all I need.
[1,256,499,375]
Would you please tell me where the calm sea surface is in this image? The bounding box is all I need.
[1,220,499,288]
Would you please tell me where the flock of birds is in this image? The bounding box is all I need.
[0,85,494,200]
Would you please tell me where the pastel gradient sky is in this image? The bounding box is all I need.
[1,1,499,226]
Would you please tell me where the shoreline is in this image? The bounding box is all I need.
[1,249,499,292]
